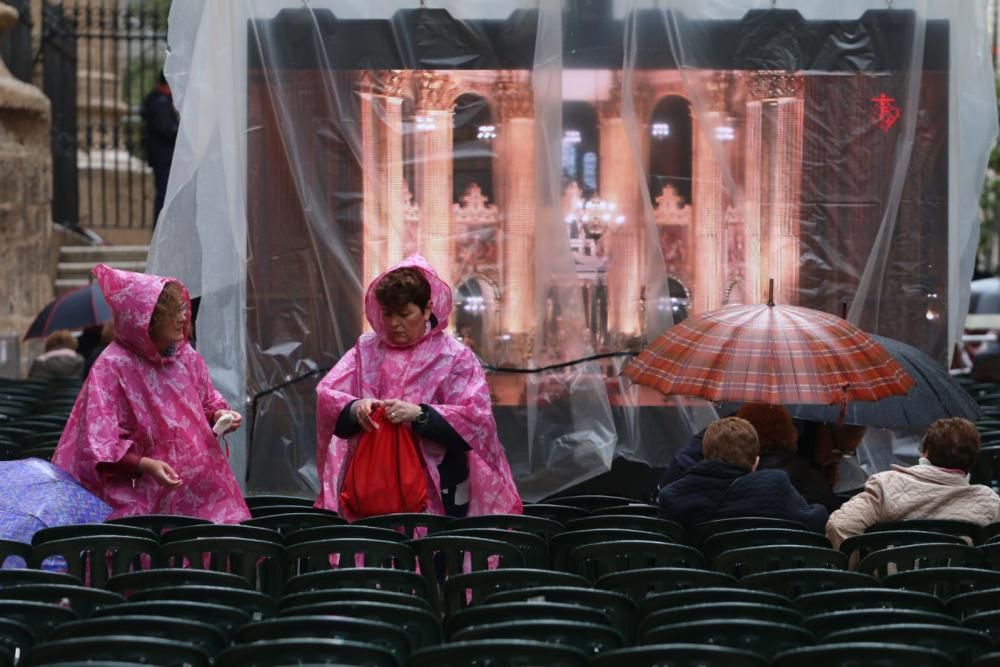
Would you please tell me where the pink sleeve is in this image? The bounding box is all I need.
[315,347,361,485]
[191,350,228,423]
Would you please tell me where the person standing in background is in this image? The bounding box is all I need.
[141,71,178,225]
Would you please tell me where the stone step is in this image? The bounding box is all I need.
[54,278,90,295]
[58,260,147,278]
[59,244,149,264]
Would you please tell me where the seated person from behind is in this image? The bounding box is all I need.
[29,330,85,380]
[658,416,829,532]
[826,417,1000,548]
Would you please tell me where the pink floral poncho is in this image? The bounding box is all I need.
[53,264,250,522]
[315,255,522,520]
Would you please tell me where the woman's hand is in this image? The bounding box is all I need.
[212,410,242,433]
[138,457,183,488]
[382,399,422,425]
[353,398,383,432]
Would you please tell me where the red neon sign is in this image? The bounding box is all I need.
[871,93,901,132]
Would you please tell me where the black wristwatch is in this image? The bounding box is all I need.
[414,405,429,428]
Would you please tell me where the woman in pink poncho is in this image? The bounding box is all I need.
[316,255,521,519]
[52,264,250,523]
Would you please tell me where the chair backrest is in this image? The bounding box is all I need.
[590,644,769,667]
[0,583,123,618]
[713,545,847,578]
[883,567,1000,599]
[963,611,1000,643]
[589,504,660,517]
[277,600,441,649]
[158,537,286,598]
[22,636,211,667]
[443,568,589,615]
[452,620,625,655]
[106,514,211,535]
[640,602,802,637]
[979,543,1000,569]
[564,515,687,543]
[638,587,790,619]
[771,642,954,667]
[31,524,156,546]
[128,585,276,619]
[549,529,673,571]
[160,524,283,544]
[356,513,453,539]
[444,601,611,640]
[285,524,408,546]
[0,570,80,588]
[283,567,429,597]
[857,544,988,578]
[91,600,250,640]
[740,568,878,598]
[867,520,981,543]
[839,530,966,562]
[702,528,831,559]
[105,568,252,597]
[242,512,347,534]
[595,567,737,605]
[0,600,78,639]
[244,495,315,509]
[949,588,1000,619]
[521,503,589,524]
[249,505,336,518]
[546,495,635,511]
[30,535,159,588]
[285,538,416,575]
[569,540,706,582]
[215,638,397,667]
[0,617,34,662]
[408,535,525,611]
[804,609,959,638]
[826,624,993,666]
[433,528,548,568]
[690,517,809,546]
[408,639,590,667]
[443,514,565,541]
[48,615,226,657]
[792,588,946,616]
[0,540,36,569]
[279,587,432,612]
[236,615,411,664]
[642,620,815,659]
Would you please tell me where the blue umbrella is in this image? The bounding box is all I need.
[0,459,111,567]
[24,283,112,340]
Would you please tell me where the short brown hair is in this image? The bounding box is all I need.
[921,418,981,472]
[375,268,431,311]
[736,403,798,453]
[703,417,760,469]
[44,330,78,352]
[149,282,186,336]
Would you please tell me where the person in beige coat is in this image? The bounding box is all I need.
[826,418,1000,549]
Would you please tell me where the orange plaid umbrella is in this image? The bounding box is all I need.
[622,298,914,406]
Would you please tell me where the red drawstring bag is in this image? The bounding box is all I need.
[340,406,428,518]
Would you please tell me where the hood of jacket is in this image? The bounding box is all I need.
[364,254,452,348]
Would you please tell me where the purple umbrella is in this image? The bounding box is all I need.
[0,459,111,567]
[24,283,112,340]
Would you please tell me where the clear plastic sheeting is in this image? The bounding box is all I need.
[148,0,996,499]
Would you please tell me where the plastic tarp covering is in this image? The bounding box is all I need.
[148,0,996,500]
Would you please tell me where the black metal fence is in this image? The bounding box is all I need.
[41,0,170,232]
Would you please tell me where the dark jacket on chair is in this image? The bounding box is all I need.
[658,459,830,532]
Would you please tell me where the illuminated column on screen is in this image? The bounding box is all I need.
[743,99,763,303]
[692,74,729,313]
[381,97,405,267]
[494,74,535,334]
[772,95,804,303]
[359,74,381,324]
[415,71,456,288]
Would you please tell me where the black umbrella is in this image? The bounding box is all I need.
[785,334,982,429]
[24,283,112,340]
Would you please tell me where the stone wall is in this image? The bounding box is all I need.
[0,3,53,374]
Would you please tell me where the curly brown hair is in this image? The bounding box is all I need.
[703,417,760,469]
[374,267,431,311]
[149,282,186,337]
[44,330,78,352]
[921,417,981,472]
[736,403,798,453]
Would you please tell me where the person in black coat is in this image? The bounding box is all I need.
[141,71,179,224]
[658,416,829,532]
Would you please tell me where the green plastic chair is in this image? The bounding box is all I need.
[570,541,706,582]
[857,544,988,578]
[0,600,77,639]
[106,568,251,597]
[973,652,1000,667]
[713,545,847,578]
[128,584,276,619]
[793,588,946,616]
[0,584,123,618]
[248,505,337,519]
[442,514,565,541]
[284,524,409,545]
[839,530,966,563]
[31,524,156,546]
[242,512,347,534]
[481,586,638,644]
[445,601,611,640]
[91,600,250,640]
[159,537,285,598]
[772,642,955,667]
[596,567,737,605]
[948,588,1000,619]
[589,504,660,517]
[590,643,768,667]
[522,503,589,524]
[977,523,1000,544]
[452,619,625,655]
[106,514,211,535]
[22,636,210,667]
[740,568,877,598]
[0,617,34,661]
[883,567,1000,599]
[236,615,411,662]
[963,610,1000,642]
[979,543,1000,569]
[702,528,831,559]
[408,535,524,612]
[433,528,548,568]
[284,567,429,597]
[0,569,79,588]
[641,619,815,659]
[278,600,441,649]
[443,568,588,615]
[159,523,284,544]
[640,602,802,637]
[638,587,790,619]
[804,609,958,637]
[549,529,673,571]
[279,587,432,612]
[408,639,589,667]
[285,538,416,574]
[48,615,226,657]
[867,520,980,543]
[546,495,635,511]
[826,624,993,666]
[244,495,315,509]
[690,517,809,547]
[29,535,158,588]
[564,515,687,543]
[356,513,453,539]
[215,638,396,667]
